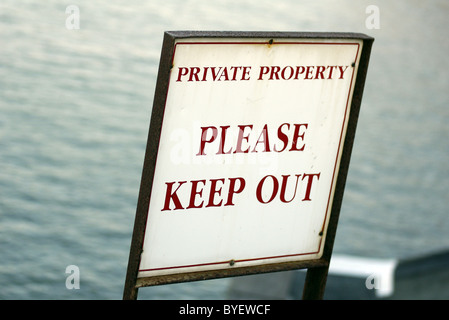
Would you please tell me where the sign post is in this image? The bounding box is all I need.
[123,31,373,300]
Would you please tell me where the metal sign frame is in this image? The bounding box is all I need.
[123,31,374,300]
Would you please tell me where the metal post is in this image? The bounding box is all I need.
[123,285,139,300]
[302,265,330,300]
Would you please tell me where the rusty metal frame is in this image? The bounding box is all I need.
[123,31,374,300]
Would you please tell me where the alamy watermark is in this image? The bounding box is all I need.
[365,5,380,29]
[65,265,80,289]
[168,121,282,175]
[364,272,395,298]
[65,5,80,30]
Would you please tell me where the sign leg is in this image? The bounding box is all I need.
[123,284,139,300]
[302,265,329,300]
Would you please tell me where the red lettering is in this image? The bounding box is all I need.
[225,177,246,206]
[302,173,321,201]
[163,177,246,211]
[205,178,225,207]
[326,66,336,79]
[162,181,187,211]
[241,66,251,80]
[217,126,232,155]
[314,66,326,79]
[218,67,229,81]
[256,175,279,204]
[289,123,308,151]
[201,67,209,81]
[258,66,270,80]
[251,124,270,153]
[294,66,305,79]
[176,66,252,82]
[256,173,321,204]
[304,66,314,79]
[274,123,290,152]
[197,126,218,156]
[230,66,242,81]
[234,125,253,154]
[279,174,301,203]
[188,67,200,82]
[269,66,281,80]
[187,179,206,209]
[281,66,294,80]
[211,67,222,81]
[196,123,309,155]
[338,66,349,79]
[176,67,188,82]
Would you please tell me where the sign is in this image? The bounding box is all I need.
[124,32,373,299]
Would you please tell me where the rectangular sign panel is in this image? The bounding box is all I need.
[124,32,373,297]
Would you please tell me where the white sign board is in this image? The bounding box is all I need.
[137,37,363,278]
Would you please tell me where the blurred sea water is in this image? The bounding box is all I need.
[0,0,448,299]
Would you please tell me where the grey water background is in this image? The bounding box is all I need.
[0,0,447,299]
